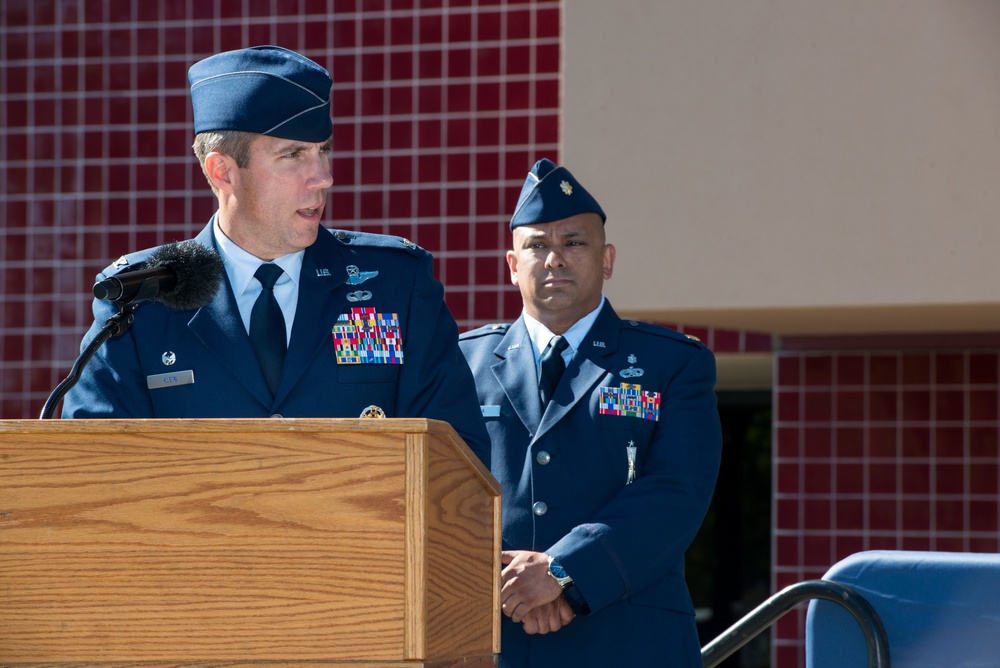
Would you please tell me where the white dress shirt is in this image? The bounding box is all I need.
[522,295,606,381]
[213,218,303,345]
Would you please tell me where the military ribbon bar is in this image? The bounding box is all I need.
[598,383,660,421]
[332,307,404,364]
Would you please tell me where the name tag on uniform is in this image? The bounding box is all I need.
[146,370,195,390]
[480,405,501,417]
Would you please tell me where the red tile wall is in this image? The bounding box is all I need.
[1,0,561,419]
[772,340,1000,666]
[669,324,773,355]
[0,0,765,420]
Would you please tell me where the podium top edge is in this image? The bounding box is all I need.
[4,417,501,495]
[1,417,449,434]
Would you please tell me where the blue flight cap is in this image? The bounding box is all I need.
[509,158,607,230]
[188,45,333,143]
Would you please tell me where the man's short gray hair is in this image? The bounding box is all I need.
[191,130,256,192]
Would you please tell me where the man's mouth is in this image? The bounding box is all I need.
[544,275,571,286]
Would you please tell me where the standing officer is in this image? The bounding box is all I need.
[63,45,490,466]
[459,159,722,666]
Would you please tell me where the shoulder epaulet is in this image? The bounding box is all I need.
[460,323,510,340]
[100,246,160,277]
[621,319,706,348]
[329,229,427,256]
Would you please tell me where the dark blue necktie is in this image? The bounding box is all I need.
[538,335,570,406]
[249,263,286,396]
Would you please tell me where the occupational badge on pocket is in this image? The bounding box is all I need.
[598,383,660,421]
[332,307,404,364]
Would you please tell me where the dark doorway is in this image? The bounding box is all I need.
[689,391,772,667]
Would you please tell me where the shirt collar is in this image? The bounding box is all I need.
[213,217,304,294]
[522,294,606,361]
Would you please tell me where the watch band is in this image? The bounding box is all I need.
[546,555,574,589]
[546,555,590,615]
[561,582,591,616]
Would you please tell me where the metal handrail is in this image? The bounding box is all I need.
[701,579,890,668]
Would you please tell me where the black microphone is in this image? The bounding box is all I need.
[93,240,224,311]
[41,241,225,419]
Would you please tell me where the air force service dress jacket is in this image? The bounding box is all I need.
[63,220,491,467]
[459,300,722,668]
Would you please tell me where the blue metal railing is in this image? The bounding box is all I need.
[701,579,890,668]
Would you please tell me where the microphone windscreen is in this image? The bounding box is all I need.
[147,240,224,311]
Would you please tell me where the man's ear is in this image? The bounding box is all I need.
[506,250,519,286]
[204,152,238,195]
[603,243,616,280]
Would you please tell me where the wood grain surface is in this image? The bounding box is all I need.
[0,419,500,667]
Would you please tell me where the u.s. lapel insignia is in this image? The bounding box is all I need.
[161,351,176,366]
[346,265,379,285]
[316,268,332,277]
[346,290,372,302]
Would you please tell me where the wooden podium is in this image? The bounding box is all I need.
[0,418,501,667]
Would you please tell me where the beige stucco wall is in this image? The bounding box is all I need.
[563,1,1000,335]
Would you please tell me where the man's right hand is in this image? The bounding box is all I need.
[520,596,575,635]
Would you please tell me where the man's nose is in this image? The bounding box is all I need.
[310,155,334,189]
[545,250,565,268]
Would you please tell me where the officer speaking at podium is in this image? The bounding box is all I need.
[62,45,489,468]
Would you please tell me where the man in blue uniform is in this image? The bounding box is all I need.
[459,159,722,666]
[63,46,490,466]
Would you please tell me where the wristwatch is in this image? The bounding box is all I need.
[546,555,574,589]
[547,555,591,616]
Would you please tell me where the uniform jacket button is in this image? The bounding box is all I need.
[536,450,552,465]
[532,501,548,516]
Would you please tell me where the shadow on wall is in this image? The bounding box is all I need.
[690,391,772,668]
